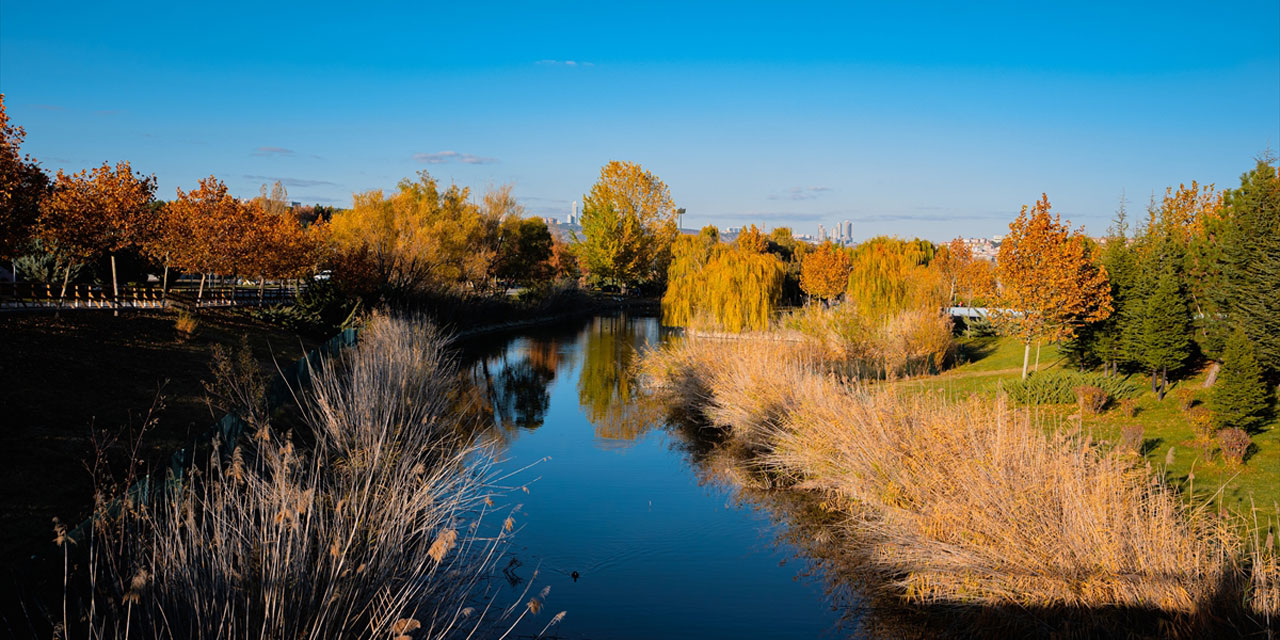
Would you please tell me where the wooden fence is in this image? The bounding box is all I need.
[0,282,298,311]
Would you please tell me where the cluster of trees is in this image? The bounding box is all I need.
[1,95,326,301]
[325,174,575,299]
[1060,162,1279,430]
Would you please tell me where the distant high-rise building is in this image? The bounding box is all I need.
[817,223,826,241]
[843,220,852,242]
[571,201,579,225]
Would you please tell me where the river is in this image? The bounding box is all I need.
[462,313,871,640]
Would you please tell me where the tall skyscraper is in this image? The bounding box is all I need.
[571,201,579,225]
[817,223,826,241]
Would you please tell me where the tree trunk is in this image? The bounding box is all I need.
[161,263,170,299]
[1021,342,1031,379]
[197,273,207,302]
[110,254,120,315]
[258,277,266,304]
[1151,370,1158,393]
[1157,366,1167,400]
[1202,361,1220,388]
[1034,341,1042,375]
[60,263,72,299]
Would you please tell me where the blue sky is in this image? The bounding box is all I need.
[2,1,1277,240]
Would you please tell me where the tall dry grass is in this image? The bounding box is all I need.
[642,335,1270,616]
[62,314,541,639]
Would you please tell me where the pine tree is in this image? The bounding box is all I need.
[1215,159,1280,374]
[1138,260,1192,400]
[1211,327,1272,432]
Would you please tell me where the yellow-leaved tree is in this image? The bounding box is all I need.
[799,241,851,302]
[994,194,1113,378]
[574,161,678,293]
[328,172,508,297]
[662,227,785,332]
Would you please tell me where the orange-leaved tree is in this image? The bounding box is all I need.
[846,236,941,320]
[800,241,851,302]
[159,176,253,300]
[994,194,1112,378]
[38,161,156,298]
[0,94,50,261]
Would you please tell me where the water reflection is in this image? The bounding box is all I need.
[576,315,665,443]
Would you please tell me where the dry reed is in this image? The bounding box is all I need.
[64,313,530,639]
[644,335,1251,614]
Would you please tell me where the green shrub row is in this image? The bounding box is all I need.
[1001,369,1139,406]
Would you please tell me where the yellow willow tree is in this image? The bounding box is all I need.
[661,231,723,327]
[994,194,1113,378]
[845,236,937,320]
[800,241,851,302]
[702,247,786,332]
[574,161,678,293]
[37,161,156,299]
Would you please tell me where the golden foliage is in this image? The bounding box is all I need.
[575,160,678,289]
[993,194,1112,346]
[735,223,768,253]
[799,241,850,301]
[328,172,508,295]
[846,236,943,319]
[662,233,785,332]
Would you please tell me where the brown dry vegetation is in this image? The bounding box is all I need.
[56,314,538,639]
[641,333,1278,626]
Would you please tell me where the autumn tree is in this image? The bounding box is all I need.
[993,194,1112,378]
[328,172,507,298]
[159,176,259,300]
[800,241,851,302]
[662,231,722,328]
[735,224,767,253]
[0,94,50,261]
[574,161,678,292]
[845,236,941,319]
[38,161,157,298]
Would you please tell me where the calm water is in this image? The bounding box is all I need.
[463,314,865,640]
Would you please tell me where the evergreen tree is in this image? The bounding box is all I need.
[1137,251,1192,400]
[1215,159,1280,374]
[1211,327,1272,432]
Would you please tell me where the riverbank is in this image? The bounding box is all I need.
[640,333,1278,635]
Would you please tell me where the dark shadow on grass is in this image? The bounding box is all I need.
[956,337,999,367]
[1140,436,1165,457]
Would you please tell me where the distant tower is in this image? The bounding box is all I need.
[818,223,826,241]
[571,201,579,225]
[843,220,852,242]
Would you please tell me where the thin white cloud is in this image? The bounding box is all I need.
[768,186,833,201]
[243,174,337,188]
[535,59,594,67]
[413,150,499,165]
[252,146,295,157]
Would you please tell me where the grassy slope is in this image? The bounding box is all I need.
[900,336,1280,514]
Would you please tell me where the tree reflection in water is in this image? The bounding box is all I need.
[468,329,575,443]
[576,314,666,443]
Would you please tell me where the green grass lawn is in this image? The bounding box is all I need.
[901,336,1280,515]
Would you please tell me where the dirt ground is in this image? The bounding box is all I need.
[0,308,313,631]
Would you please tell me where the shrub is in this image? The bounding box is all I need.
[1182,404,1213,455]
[1075,385,1109,414]
[1116,398,1139,418]
[1217,427,1251,466]
[252,279,361,338]
[1175,387,1198,412]
[1120,423,1144,455]
[174,310,200,340]
[1002,369,1138,406]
